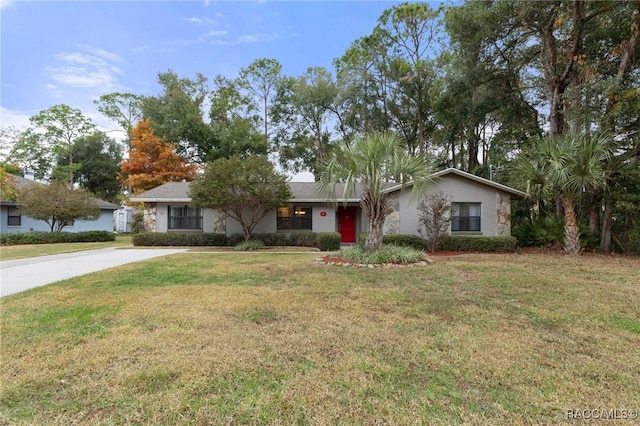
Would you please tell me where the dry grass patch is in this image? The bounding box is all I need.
[1,252,638,425]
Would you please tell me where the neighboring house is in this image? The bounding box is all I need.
[130,168,526,244]
[0,175,119,234]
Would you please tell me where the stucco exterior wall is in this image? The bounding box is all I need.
[226,210,278,235]
[397,175,505,237]
[1,205,115,234]
[313,205,336,233]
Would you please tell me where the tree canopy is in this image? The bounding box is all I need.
[189,156,291,241]
[120,120,198,194]
[17,182,101,232]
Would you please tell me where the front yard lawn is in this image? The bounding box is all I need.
[1,252,638,424]
[0,234,132,260]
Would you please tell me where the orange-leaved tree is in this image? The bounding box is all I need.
[120,119,198,194]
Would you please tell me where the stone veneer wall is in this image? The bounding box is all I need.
[143,203,157,232]
[383,193,400,235]
[212,211,226,234]
[496,193,511,236]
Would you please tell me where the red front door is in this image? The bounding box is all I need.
[338,206,357,244]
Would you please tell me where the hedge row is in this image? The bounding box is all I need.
[357,233,517,252]
[132,232,227,247]
[358,233,429,251]
[132,232,342,252]
[440,236,518,252]
[0,231,116,245]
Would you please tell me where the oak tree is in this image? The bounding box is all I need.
[189,156,291,241]
[17,182,100,232]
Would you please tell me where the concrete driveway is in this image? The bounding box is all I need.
[0,248,187,297]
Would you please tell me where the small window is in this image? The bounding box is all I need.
[168,206,202,230]
[452,203,481,232]
[7,206,21,226]
[277,206,312,230]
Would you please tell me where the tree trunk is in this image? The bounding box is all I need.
[600,200,613,252]
[589,193,601,233]
[365,217,384,252]
[563,196,582,255]
[361,190,390,252]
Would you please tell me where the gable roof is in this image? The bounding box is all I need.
[383,168,526,199]
[1,175,120,209]
[130,168,526,203]
[130,181,364,203]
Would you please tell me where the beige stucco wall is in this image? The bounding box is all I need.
[397,175,509,237]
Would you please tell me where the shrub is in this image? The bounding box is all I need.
[130,212,145,234]
[627,229,640,255]
[512,216,564,247]
[0,231,116,245]
[132,232,343,251]
[358,233,428,251]
[234,240,265,251]
[440,236,517,252]
[132,233,227,247]
[316,232,341,251]
[228,233,315,247]
[513,215,601,249]
[417,191,452,252]
[339,244,426,264]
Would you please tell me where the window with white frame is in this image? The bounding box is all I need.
[451,203,481,232]
[7,206,21,226]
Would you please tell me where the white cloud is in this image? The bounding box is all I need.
[204,30,228,37]
[183,16,217,25]
[0,0,13,10]
[0,107,31,130]
[210,33,278,46]
[238,35,258,43]
[45,83,63,97]
[44,47,124,93]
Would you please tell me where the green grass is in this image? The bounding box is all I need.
[1,252,639,424]
[0,234,132,260]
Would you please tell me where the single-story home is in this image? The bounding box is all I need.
[129,168,526,244]
[0,175,119,234]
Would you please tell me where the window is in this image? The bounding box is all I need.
[7,206,21,226]
[451,203,481,232]
[168,206,202,230]
[277,206,312,230]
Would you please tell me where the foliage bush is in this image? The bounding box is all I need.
[1,231,116,245]
[439,236,518,252]
[358,233,428,251]
[513,215,600,249]
[339,244,426,264]
[132,231,340,251]
[132,232,227,247]
[227,232,317,247]
[130,212,145,234]
[234,239,265,251]
[626,229,640,255]
[316,232,341,251]
[512,215,565,247]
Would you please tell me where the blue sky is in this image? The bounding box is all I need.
[0,0,422,131]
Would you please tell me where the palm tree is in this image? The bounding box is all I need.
[518,132,613,255]
[318,132,433,252]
